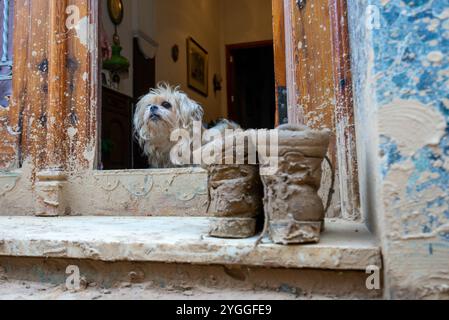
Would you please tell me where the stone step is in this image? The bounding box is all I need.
[0,216,381,271]
[0,216,383,299]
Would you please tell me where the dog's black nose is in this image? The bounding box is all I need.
[150,105,158,113]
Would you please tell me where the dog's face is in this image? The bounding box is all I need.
[139,94,178,141]
[134,83,204,167]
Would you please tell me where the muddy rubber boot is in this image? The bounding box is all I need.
[259,124,330,245]
[202,131,263,239]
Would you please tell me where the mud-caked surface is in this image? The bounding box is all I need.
[0,279,338,300]
[0,257,382,300]
[260,125,330,244]
[207,165,263,218]
[206,164,263,238]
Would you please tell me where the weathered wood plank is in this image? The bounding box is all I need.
[3,0,98,172]
[46,0,69,168]
[272,0,287,126]
[283,0,360,220]
[0,0,27,169]
[19,0,50,170]
[65,0,98,169]
[287,0,336,130]
[329,0,360,220]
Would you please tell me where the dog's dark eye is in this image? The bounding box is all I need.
[161,101,172,109]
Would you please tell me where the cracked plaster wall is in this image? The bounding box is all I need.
[348,0,449,299]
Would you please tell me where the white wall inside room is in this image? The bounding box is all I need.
[101,0,273,123]
[152,0,222,123]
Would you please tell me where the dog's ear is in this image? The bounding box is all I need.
[133,95,150,147]
[177,94,204,128]
[189,100,204,122]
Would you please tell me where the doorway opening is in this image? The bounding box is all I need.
[226,41,275,130]
[99,0,275,170]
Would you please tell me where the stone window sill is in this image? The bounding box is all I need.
[0,217,381,271]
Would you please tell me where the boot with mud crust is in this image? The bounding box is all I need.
[258,124,331,245]
[201,131,263,239]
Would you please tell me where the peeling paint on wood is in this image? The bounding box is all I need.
[283,0,360,221]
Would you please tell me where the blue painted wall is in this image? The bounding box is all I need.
[348,0,449,298]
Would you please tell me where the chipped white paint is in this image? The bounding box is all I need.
[378,99,446,156]
[427,51,444,63]
[435,8,449,20]
[82,142,96,167]
[442,19,449,30]
[73,16,96,52]
[426,19,440,32]
[67,127,78,142]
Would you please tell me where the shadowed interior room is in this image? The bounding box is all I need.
[100,0,275,170]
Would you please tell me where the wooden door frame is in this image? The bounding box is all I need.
[328,0,360,221]
[2,0,100,216]
[272,0,287,127]
[282,0,360,220]
[225,40,274,123]
[7,0,100,173]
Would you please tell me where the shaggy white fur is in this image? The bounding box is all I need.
[134,83,238,168]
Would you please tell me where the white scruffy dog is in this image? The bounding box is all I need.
[134,83,237,168]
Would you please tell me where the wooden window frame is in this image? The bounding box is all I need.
[1,0,360,222]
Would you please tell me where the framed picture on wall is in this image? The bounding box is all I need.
[187,37,209,96]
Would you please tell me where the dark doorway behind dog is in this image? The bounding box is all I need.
[226,41,276,130]
[132,37,156,169]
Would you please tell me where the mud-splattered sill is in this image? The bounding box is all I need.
[0,217,381,271]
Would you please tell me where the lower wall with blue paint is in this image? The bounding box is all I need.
[348,0,449,298]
